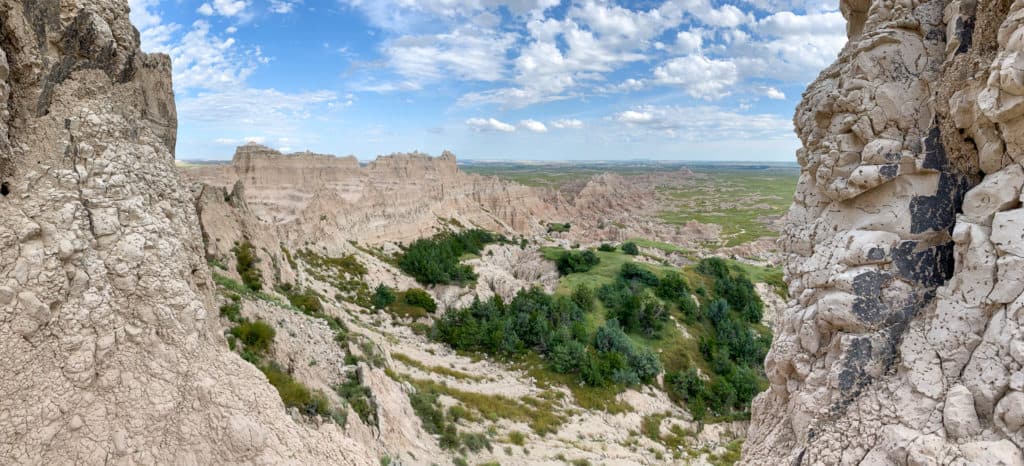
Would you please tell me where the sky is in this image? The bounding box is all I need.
[129,0,847,161]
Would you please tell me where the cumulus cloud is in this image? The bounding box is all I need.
[466,117,516,132]
[653,55,739,100]
[519,119,548,132]
[764,87,786,99]
[550,119,584,129]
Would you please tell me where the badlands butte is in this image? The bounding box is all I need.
[4,1,1024,466]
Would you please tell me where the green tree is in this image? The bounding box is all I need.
[372,284,396,309]
[571,284,595,312]
[621,242,640,255]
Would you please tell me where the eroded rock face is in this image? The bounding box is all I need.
[0,1,372,463]
[744,0,1024,463]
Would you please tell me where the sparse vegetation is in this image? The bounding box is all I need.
[335,371,378,427]
[546,222,571,233]
[232,241,263,291]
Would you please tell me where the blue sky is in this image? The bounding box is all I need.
[129,0,847,161]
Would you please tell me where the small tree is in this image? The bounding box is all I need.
[571,284,595,312]
[372,284,396,309]
[621,242,640,255]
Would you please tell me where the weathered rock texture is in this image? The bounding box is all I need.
[0,1,373,463]
[744,0,1024,463]
[188,143,559,244]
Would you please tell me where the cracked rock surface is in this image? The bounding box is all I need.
[0,1,373,463]
[743,0,1024,463]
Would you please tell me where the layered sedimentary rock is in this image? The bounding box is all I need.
[0,1,373,463]
[744,0,1024,463]
[188,143,560,244]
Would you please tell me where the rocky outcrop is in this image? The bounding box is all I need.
[744,0,1024,463]
[187,144,560,243]
[0,1,372,463]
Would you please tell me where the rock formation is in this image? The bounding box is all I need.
[0,1,374,463]
[188,143,560,243]
[744,0,1024,463]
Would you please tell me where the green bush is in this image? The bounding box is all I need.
[655,271,689,301]
[571,284,595,312]
[373,284,397,309]
[279,285,324,316]
[233,241,263,291]
[262,363,333,418]
[398,229,502,285]
[404,288,437,313]
[231,320,276,355]
[621,242,640,255]
[598,243,617,252]
[555,250,600,275]
[547,222,571,233]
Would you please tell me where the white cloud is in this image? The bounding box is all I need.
[466,117,516,132]
[613,105,793,140]
[154,20,257,91]
[178,88,338,125]
[550,119,584,129]
[213,0,249,17]
[270,0,299,13]
[519,119,548,132]
[764,87,786,99]
[384,26,516,83]
[674,30,703,54]
[129,0,163,28]
[197,3,214,16]
[653,55,738,100]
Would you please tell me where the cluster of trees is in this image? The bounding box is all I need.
[696,258,763,323]
[555,249,600,275]
[432,287,661,388]
[596,264,694,337]
[664,258,771,421]
[398,229,503,285]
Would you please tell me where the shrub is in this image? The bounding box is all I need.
[598,243,617,252]
[509,431,526,446]
[620,262,659,287]
[372,284,397,309]
[233,241,263,291]
[231,320,275,355]
[262,363,333,418]
[655,271,689,301]
[621,242,640,255]
[280,286,324,316]
[547,222,571,233]
[571,284,595,312]
[404,288,438,313]
[555,250,600,275]
[548,340,587,373]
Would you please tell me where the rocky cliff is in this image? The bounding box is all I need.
[744,0,1024,463]
[0,1,374,463]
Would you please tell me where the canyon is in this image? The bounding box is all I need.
[4,0,1024,464]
